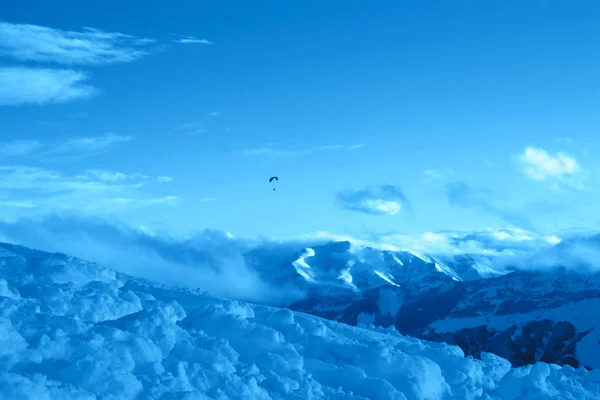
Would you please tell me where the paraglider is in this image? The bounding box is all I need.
[269,176,278,191]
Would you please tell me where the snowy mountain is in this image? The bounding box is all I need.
[241,236,600,372]
[246,240,483,295]
[1,241,600,399]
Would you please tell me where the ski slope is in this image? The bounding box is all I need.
[0,242,599,399]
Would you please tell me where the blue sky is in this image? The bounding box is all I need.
[0,1,598,239]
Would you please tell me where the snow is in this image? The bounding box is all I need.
[338,268,357,290]
[292,248,316,282]
[373,270,400,287]
[0,243,599,399]
[429,298,600,369]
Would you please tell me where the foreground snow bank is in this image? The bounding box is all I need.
[0,243,599,399]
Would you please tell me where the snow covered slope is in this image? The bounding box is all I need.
[1,242,600,399]
[241,236,600,372]
[295,267,600,371]
[400,270,600,370]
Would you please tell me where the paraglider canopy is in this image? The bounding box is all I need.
[269,176,278,191]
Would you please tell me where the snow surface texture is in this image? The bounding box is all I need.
[1,242,600,399]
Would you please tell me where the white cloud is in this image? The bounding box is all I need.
[209,111,221,116]
[0,67,99,105]
[348,144,366,150]
[335,185,411,216]
[423,168,453,183]
[0,166,141,192]
[0,134,131,161]
[519,146,580,181]
[79,169,147,183]
[157,176,174,183]
[316,144,345,151]
[50,133,131,155]
[144,195,179,205]
[0,21,156,65]
[0,165,176,217]
[0,140,41,158]
[188,129,208,135]
[175,36,214,45]
[0,200,36,209]
[178,122,203,130]
[244,148,291,156]
[245,144,366,157]
[362,199,402,216]
[176,122,208,135]
[424,169,443,180]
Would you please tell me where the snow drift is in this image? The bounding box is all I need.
[0,242,599,399]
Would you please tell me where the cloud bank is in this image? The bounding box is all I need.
[0,215,305,305]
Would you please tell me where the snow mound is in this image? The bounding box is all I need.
[0,242,599,399]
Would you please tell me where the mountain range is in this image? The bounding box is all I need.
[241,232,600,371]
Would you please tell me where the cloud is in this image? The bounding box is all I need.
[335,185,411,216]
[186,129,208,135]
[0,21,156,65]
[445,182,491,206]
[0,67,99,105]
[0,166,175,218]
[519,146,580,181]
[0,200,36,209]
[176,122,208,135]
[0,140,41,158]
[144,195,180,205]
[80,169,147,182]
[0,134,131,163]
[209,111,221,116]
[445,181,531,228]
[174,36,214,45]
[423,168,452,183]
[0,215,305,305]
[310,227,600,275]
[347,144,366,150]
[424,170,443,180]
[157,176,174,183]
[340,227,559,257]
[49,133,131,155]
[177,122,203,130]
[245,144,366,157]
